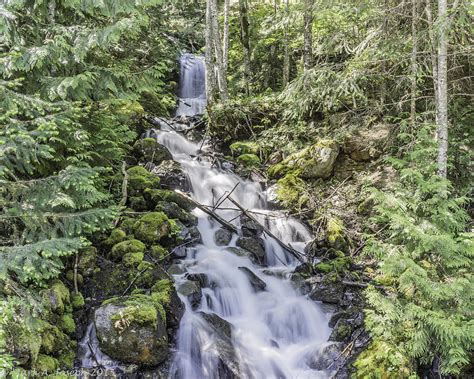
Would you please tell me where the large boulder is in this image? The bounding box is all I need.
[94,303,168,366]
[199,312,240,378]
[152,160,191,192]
[133,138,172,165]
[240,215,263,237]
[309,279,345,304]
[343,123,392,161]
[133,212,171,244]
[236,237,267,266]
[177,280,202,309]
[269,140,339,179]
[214,228,233,246]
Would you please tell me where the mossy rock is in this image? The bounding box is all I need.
[133,212,170,244]
[104,228,127,248]
[128,195,149,211]
[59,314,76,335]
[230,141,260,155]
[150,245,168,260]
[132,138,172,165]
[34,354,59,373]
[155,201,196,225]
[71,293,85,309]
[275,173,308,208]
[143,188,194,211]
[42,281,70,315]
[57,350,76,370]
[40,323,71,355]
[236,153,261,167]
[78,246,97,276]
[110,239,146,261]
[65,270,83,286]
[123,252,144,267]
[120,217,137,234]
[127,166,161,196]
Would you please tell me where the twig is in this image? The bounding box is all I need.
[213,182,240,211]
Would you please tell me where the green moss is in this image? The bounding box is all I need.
[78,246,97,275]
[9,368,28,379]
[230,141,260,155]
[150,245,168,260]
[155,201,196,225]
[168,219,182,239]
[127,166,160,196]
[111,304,158,327]
[40,324,70,354]
[120,217,137,233]
[314,262,333,273]
[111,239,146,260]
[34,354,58,372]
[122,252,144,267]
[314,256,351,275]
[128,196,148,211]
[132,138,171,165]
[276,173,306,207]
[327,217,344,244]
[65,270,83,286]
[236,153,261,167]
[57,350,75,370]
[144,188,194,211]
[268,162,290,178]
[43,281,70,315]
[71,293,85,309]
[133,212,170,244]
[59,314,76,335]
[104,228,127,247]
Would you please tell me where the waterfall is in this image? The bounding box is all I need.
[175,53,207,117]
[150,123,332,378]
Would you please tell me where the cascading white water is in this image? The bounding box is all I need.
[149,123,332,378]
[175,53,207,117]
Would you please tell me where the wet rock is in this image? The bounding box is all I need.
[309,342,343,371]
[329,318,354,342]
[133,138,172,165]
[240,215,263,237]
[198,312,240,378]
[152,159,191,192]
[214,228,233,246]
[186,273,211,288]
[309,280,345,304]
[238,267,266,292]
[290,273,311,294]
[177,280,202,309]
[94,303,168,366]
[168,263,186,275]
[236,237,266,266]
[343,123,392,161]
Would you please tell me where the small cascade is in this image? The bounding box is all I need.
[175,53,207,117]
[148,121,332,378]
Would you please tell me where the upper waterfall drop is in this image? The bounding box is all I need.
[175,53,207,117]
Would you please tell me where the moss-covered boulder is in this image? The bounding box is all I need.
[230,141,260,155]
[128,195,149,211]
[269,140,339,179]
[33,354,59,372]
[110,239,146,261]
[103,228,127,248]
[143,188,195,211]
[236,153,261,167]
[343,123,392,161]
[94,302,168,366]
[151,159,191,192]
[132,138,171,165]
[133,212,171,244]
[42,281,70,315]
[71,293,85,309]
[155,201,197,226]
[127,166,161,196]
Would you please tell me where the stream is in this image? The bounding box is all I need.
[77,54,332,378]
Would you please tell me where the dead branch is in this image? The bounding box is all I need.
[226,195,306,263]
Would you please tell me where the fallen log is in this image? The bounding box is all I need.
[226,195,306,263]
[175,190,238,234]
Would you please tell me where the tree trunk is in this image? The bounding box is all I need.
[425,0,439,122]
[303,0,314,71]
[410,0,419,124]
[210,0,228,100]
[239,0,251,95]
[223,0,230,73]
[436,0,448,178]
[283,0,290,86]
[205,0,217,102]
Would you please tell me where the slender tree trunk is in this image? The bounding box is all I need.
[283,0,290,86]
[239,0,251,95]
[303,0,314,71]
[210,0,228,100]
[425,0,439,122]
[380,0,389,108]
[205,0,217,102]
[223,0,230,73]
[410,0,419,124]
[436,0,448,178]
